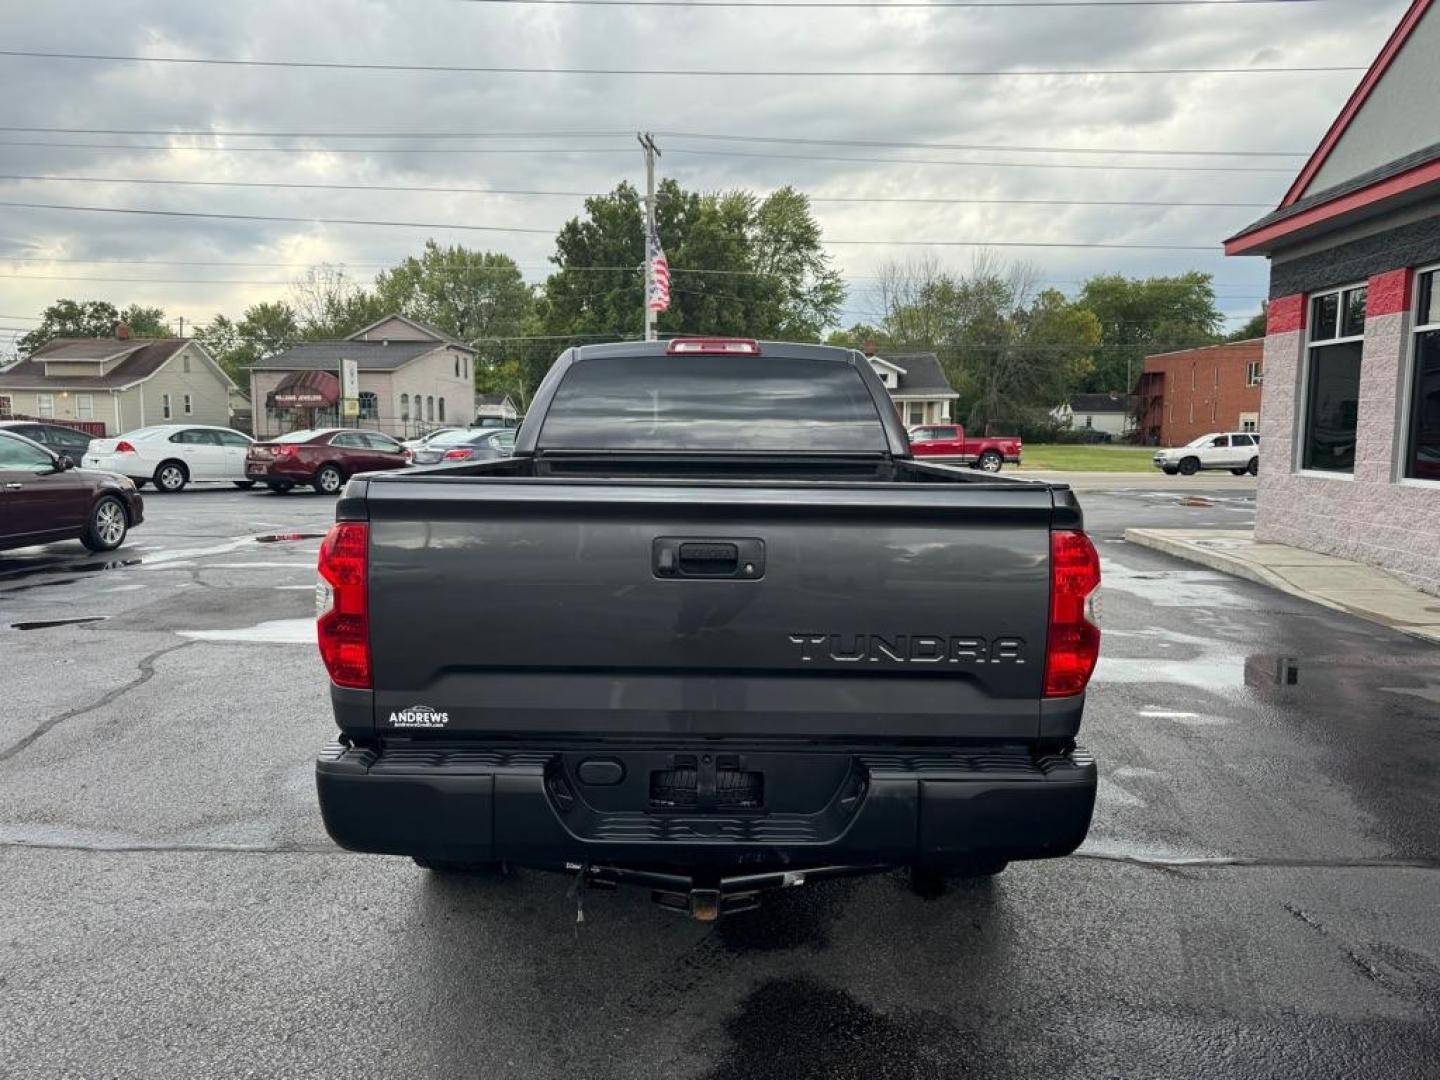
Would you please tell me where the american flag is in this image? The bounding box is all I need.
[646,221,671,312]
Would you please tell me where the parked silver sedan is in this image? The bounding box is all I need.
[410,427,516,465]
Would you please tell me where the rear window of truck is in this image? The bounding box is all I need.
[537,355,886,452]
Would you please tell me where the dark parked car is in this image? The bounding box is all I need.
[0,419,97,464]
[315,338,1101,919]
[411,427,516,465]
[0,429,144,553]
[245,428,410,494]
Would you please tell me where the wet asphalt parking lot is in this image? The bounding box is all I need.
[1,474,1438,1080]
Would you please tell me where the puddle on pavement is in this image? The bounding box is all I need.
[1246,655,1301,687]
[178,618,314,644]
[0,557,142,585]
[254,532,326,544]
[10,616,110,630]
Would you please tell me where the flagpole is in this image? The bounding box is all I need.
[639,132,661,342]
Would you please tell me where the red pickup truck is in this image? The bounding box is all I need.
[907,423,1023,472]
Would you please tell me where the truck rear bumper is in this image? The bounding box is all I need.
[316,742,1097,870]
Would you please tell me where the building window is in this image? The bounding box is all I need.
[427,395,435,422]
[183,355,191,373]
[1246,360,1263,387]
[162,393,172,420]
[76,394,94,420]
[37,393,54,418]
[1239,412,1259,433]
[400,393,410,422]
[908,404,924,426]
[358,391,378,420]
[183,393,193,416]
[454,356,460,378]
[0,394,11,416]
[1302,284,1366,473]
[1406,270,1440,480]
[438,397,446,423]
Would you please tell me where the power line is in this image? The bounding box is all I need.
[666,147,1294,173]
[0,173,1278,208]
[0,127,1307,157]
[0,199,1226,249]
[452,0,1322,6]
[0,140,1298,173]
[0,49,1366,78]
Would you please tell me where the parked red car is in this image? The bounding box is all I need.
[245,429,410,495]
[907,423,1023,472]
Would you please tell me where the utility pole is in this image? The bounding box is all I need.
[175,316,186,339]
[638,132,661,341]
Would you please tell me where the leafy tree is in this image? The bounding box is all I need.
[375,241,534,366]
[865,254,1099,431]
[18,299,169,356]
[1228,305,1268,341]
[1075,272,1223,392]
[538,180,844,360]
[194,301,301,380]
[290,266,388,340]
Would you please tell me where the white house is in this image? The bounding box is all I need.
[475,392,518,423]
[1051,392,1136,438]
[865,349,960,427]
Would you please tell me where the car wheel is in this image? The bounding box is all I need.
[1178,456,1200,476]
[80,495,129,552]
[266,482,294,495]
[314,464,344,495]
[1229,468,1248,476]
[232,480,257,490]
[1247,457,1259,476]
[1162,466,1180,476]
[132,479,148,490]
[908,858,1008,896]
[412,857,503,875]
[977,450,1003,473]
[153,460,188,492]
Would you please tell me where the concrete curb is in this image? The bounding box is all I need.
[1124,528,1440,646]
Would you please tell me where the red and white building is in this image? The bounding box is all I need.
[1226,0,1440,597]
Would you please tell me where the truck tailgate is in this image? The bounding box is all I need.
[364,478,1057,741]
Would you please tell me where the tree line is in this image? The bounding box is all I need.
[10,179,1259,426]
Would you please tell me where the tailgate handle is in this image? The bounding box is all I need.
[654,537,765,579]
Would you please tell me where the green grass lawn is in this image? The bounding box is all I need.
[1014,443,1156,473]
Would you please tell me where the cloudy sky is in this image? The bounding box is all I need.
[0,0,1411,352]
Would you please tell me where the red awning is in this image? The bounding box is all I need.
[267,369,340,408]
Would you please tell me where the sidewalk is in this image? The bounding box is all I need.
[1124,528,1440,645]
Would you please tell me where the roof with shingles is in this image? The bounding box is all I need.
[0,338,189,390]
[248,340,444,372]
[879,352,958,397]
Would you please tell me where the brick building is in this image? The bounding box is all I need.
[1134,339,1264,447]
[1224,0,1440,596]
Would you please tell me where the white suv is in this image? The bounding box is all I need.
[1153,432,1260,476]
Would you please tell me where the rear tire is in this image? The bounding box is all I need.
[232,480,257,489]
[977,450,1004,473]
[314,464,344,495]
[80,495,129,552]
[1229,468,1248,476]
[908,858,1008,896]
[153,460,188,492]
[412,857,503,874]
[1247,456,1259,476]
[1162,466,1179,476]
[1178,456,1200,476]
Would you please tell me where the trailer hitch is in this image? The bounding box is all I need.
[567,862,886,922]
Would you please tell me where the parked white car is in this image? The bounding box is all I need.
[84,424,255,492]
[1153,432,1260,477]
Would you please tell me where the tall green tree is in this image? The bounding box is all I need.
[375,241,534,366]
[1075,272,1224,392]
[194,301,301,380]
[1227,305,1268,341]
[18,299,169,356]
[538,180,844,362]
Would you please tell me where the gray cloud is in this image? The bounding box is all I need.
[0,0,1411,344]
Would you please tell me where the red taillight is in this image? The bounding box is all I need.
[316,522,370,689]
[1044,530,1101,698]
[115,440,136,454]
[666,337,761,356]
[441,447,474,461]
[275,445,299,457]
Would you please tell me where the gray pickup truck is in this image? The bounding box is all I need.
[315,338,1100,918]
